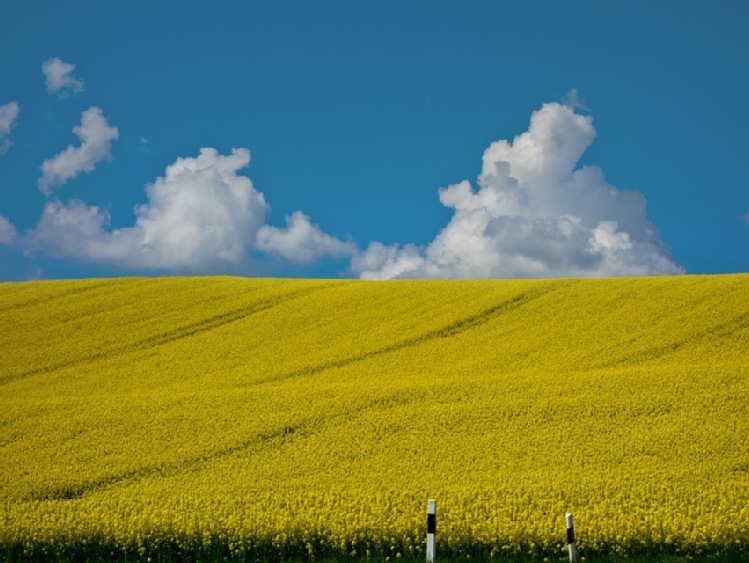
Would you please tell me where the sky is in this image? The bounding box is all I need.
[1,1,748,281]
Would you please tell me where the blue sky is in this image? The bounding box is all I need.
[1,1,747,280]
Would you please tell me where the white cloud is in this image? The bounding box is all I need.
[38,107,119,194]
[42,57,84,97]
[23,101,683,278]
[353,102,683,279]
[561,88,589,111]
[26,148,349,272]
[29,148,266,270]
[0,101,20,155]
[257,211,355,263]
[0,216,17,246]
[349,241,427,280]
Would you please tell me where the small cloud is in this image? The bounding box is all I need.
[0,216,17,246]
[744,212,749,227]
[350,241,426,280]
[38,107,119,194]
[256,211,356,263]
[42,57,85,97]
[561,89,589,112]
[138,137,153,154]
[0,101,20,155]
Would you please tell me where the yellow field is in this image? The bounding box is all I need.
[1,275,748,560]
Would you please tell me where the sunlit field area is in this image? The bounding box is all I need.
[1,275,748,561]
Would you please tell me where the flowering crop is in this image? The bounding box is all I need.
[1,275,747,560]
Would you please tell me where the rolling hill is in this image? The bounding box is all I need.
[1,275,748,560]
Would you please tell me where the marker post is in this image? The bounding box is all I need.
[426,499,436,562]
[565,513,578,562]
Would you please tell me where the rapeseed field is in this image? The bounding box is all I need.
[0,275,747,561]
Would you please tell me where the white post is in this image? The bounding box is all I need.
[565,513,578,562]
[426,499,436,562]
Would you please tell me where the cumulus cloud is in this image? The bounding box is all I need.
[38,107,119,194]
[29,148,266,270]
[0,101,20,155]
[0,216,17,246]
[352,102,683,279]
[42,57,84,97]
[257,211,356,263]
[26,148,350,272]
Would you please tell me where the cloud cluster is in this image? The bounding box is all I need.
[42,57,84,97]
[352,102,683,279]
[0,101,20,155]
[38,107,119,194]
[18,76,682,279]
[5,58,357,274]
[27,148,352,272]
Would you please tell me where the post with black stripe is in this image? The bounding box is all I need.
[565,513,578,562]
[426,499,436,562]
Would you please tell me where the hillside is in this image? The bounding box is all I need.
[1,275,748,560]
